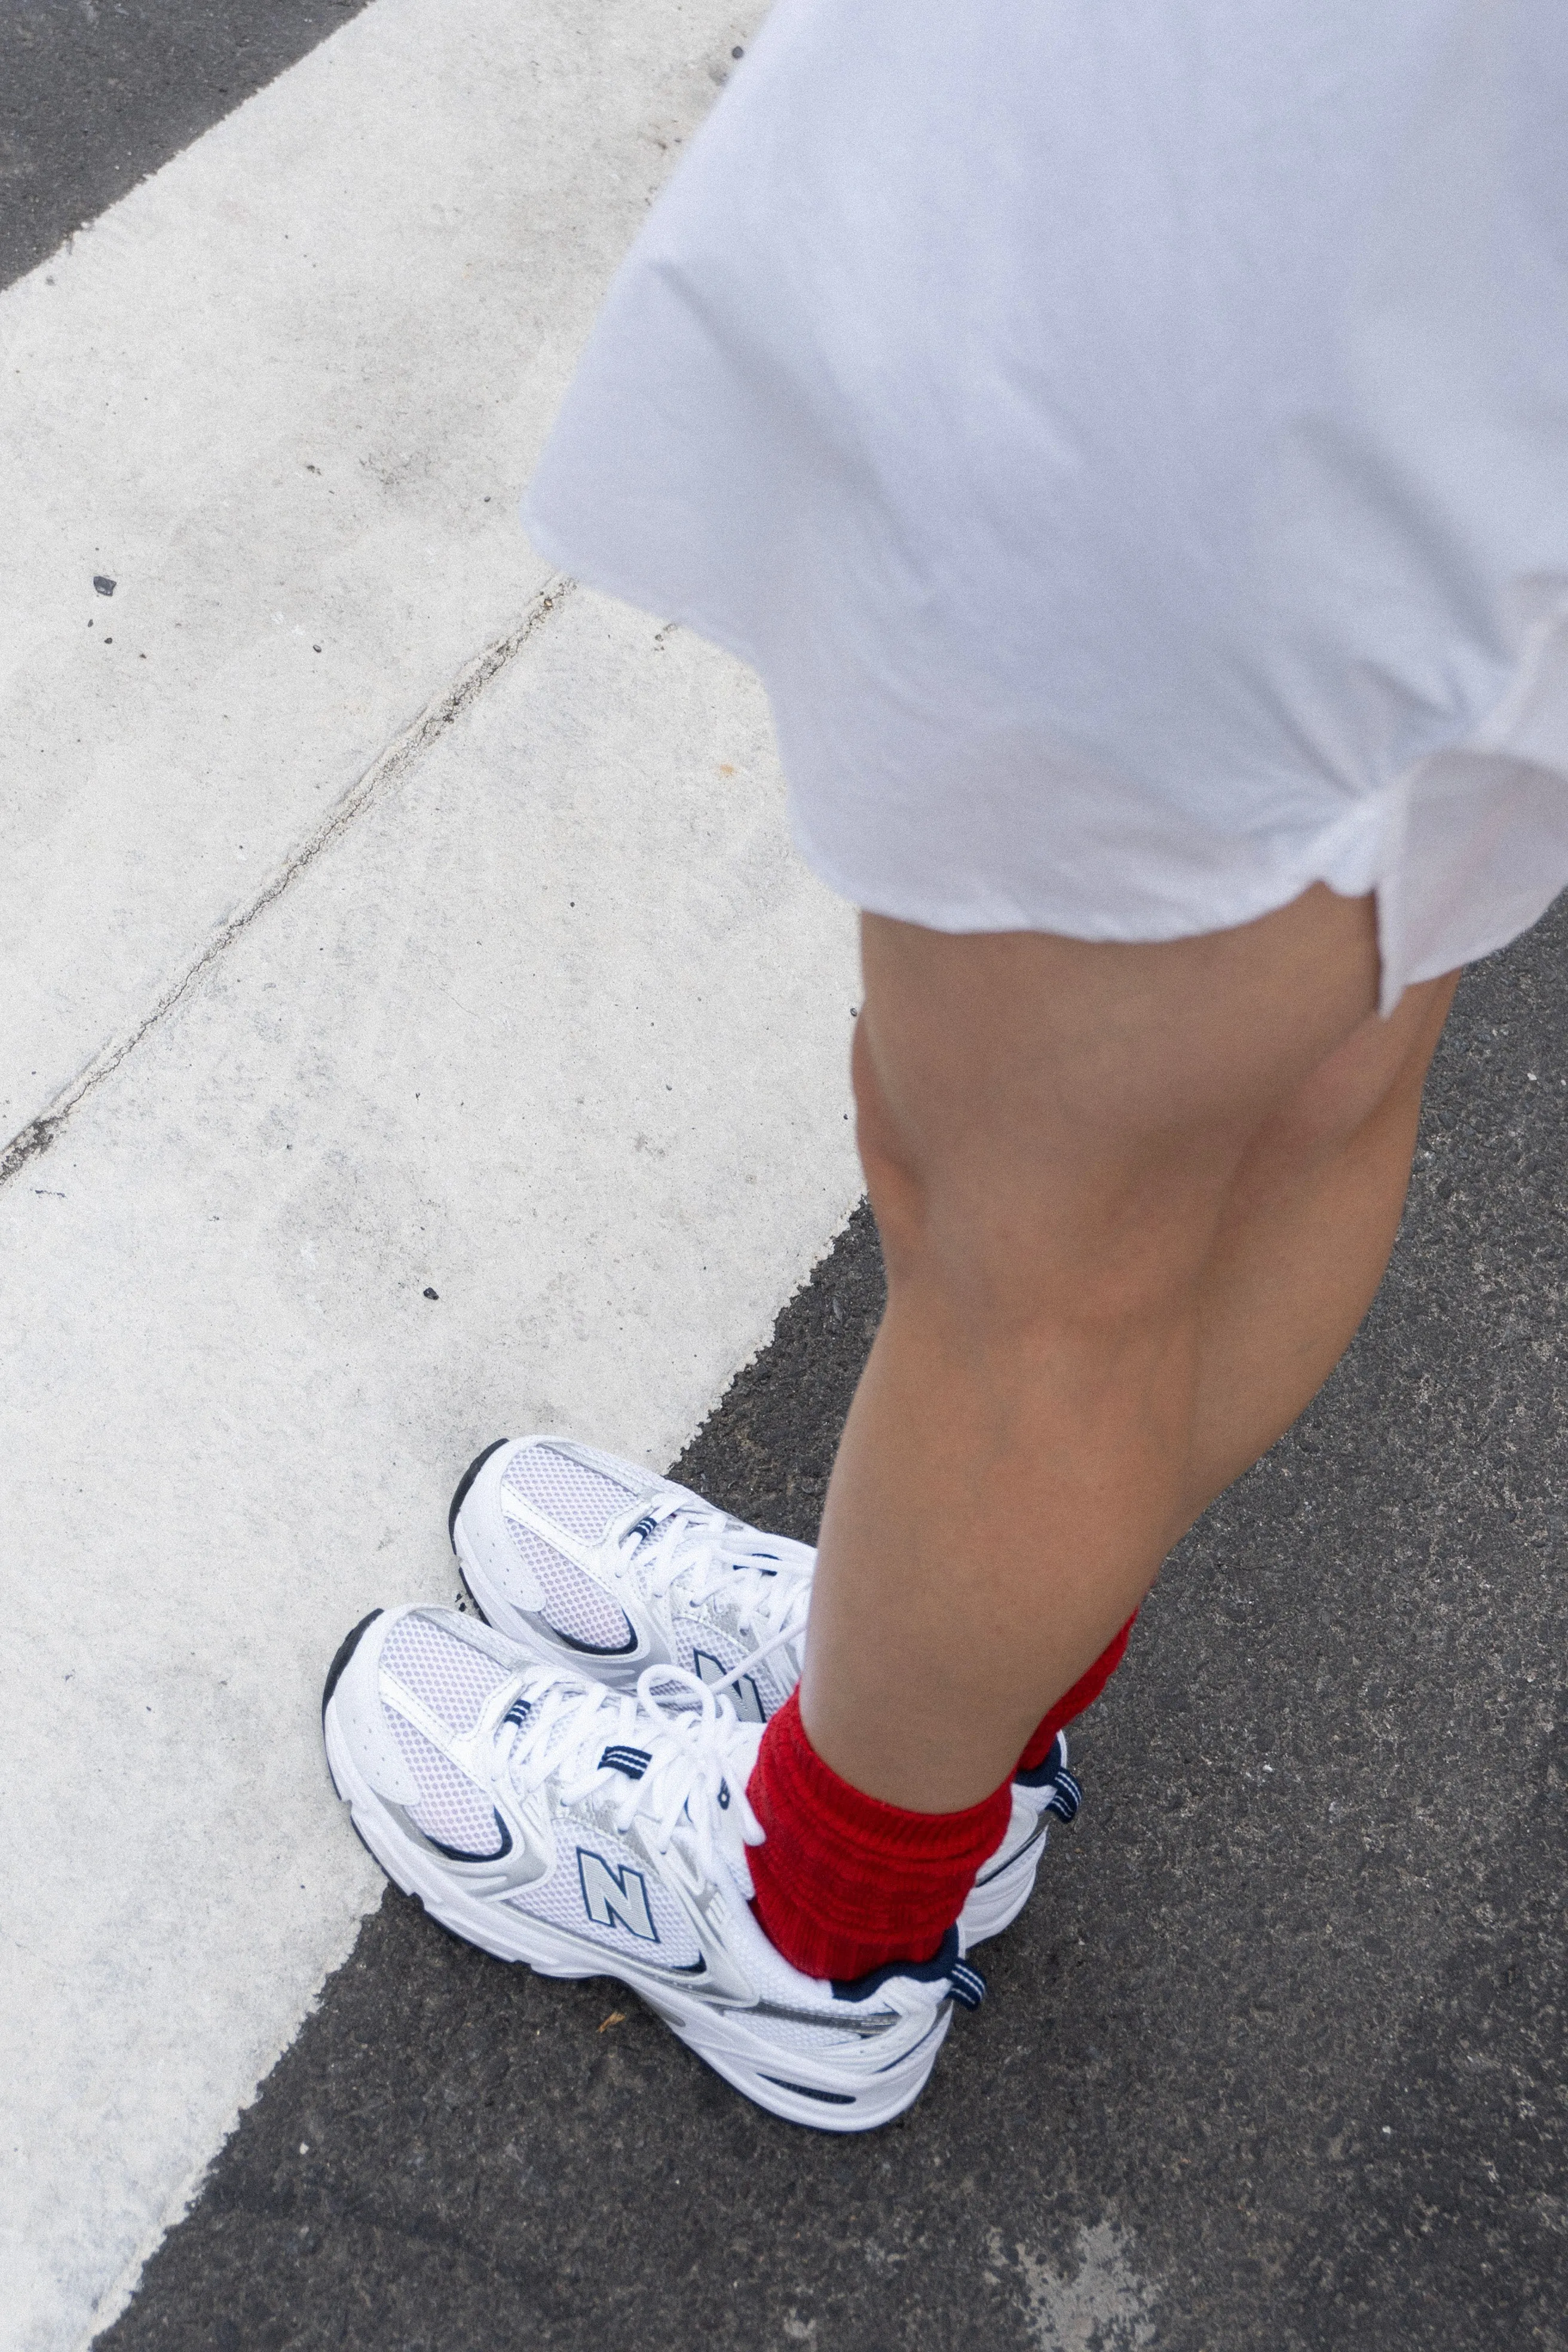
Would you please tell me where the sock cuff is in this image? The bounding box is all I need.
[1016,1609,1138,1774]
[754,1690,1014,1865]
[746,1691,1013,1980]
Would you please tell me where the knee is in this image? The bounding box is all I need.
[1254,970,1458,1172]
[852,1021,1211,1347]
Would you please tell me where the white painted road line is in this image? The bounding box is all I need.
[0,0,758,1143]
[0,5,866,2347]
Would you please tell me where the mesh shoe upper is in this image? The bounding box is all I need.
[379,1610,516,1855]
[457,1437,814,1712]
[499,1445,641,1650]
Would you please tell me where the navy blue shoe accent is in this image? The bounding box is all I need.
[948,1961,987,2010]
[425,1807,513,1864]
[321,1610,382,1721]
[549,1617,639,1658]
[1014,1733,1083,1818]
[1013,1731,1070,1790]
[502,1696,533,1731]
[599,1744,652,1780]
[831,1925,983,2005]
[759,2077,856,2105]
[448,1438,510,1548]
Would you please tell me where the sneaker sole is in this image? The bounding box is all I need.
[320,1622,950,2132]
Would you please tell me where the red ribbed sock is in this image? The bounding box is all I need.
[1015,1610,1138,1774]
[746,1690,1012,1982]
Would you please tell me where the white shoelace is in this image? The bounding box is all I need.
[610,1495,812,1692]
[491,1664,765,1882]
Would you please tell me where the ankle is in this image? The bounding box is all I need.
[746,1691,1012,1980]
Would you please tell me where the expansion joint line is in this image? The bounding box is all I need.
[0,575,576,1190]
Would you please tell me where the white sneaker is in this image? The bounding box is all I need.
[449,1436,1083,1947]
[449,1437,813,1720]
[322,1603,986,2132]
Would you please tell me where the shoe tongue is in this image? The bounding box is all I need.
[669,1542,769,1627]
[633,1515,737,1624]
[660,1715,762,1880]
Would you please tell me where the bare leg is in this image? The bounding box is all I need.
[800,888,1457,1811]
[1182,968,1457,1517]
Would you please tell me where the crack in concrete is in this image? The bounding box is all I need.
[0,575,575,1191]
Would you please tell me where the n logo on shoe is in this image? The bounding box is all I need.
[693,1649,766,1724]
[577,1848,658,1941]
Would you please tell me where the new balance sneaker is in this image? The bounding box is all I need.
[322,1603,984,2131]
[448,1435,1083,1946]
[448,1437,813,1720]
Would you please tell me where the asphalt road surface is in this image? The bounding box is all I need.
[4,7,1565,2348]
[0,0,375,286]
